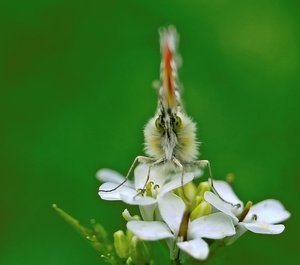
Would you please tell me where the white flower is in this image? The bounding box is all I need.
[204,180,291,244]
[97,164,196,220]
[127,193,235,260]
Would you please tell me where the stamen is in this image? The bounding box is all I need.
[152,184,160,198]
[135,182,161,199]
[238,201,253,222]
[135,188,145,197]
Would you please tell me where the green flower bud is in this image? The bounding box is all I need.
[90,219,108,243]
[174,182,197,205]
[226,173,235,184]
[196,181,211,198]
[130,236,152,265]
[190,201,212,221]
[126,228,134,242]
[126,257,134,265]
[114,230,129,259]
[191,195,202,211]
[183,182,197,202]
[173,186,184,200]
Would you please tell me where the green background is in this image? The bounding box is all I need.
[1,0,299,264]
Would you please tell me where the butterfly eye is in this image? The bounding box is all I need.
[155,116,165,133]
[172,115,182,132]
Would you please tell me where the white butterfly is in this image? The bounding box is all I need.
[100,26,226,203]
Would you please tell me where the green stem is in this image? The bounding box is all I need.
[170,258,182,265]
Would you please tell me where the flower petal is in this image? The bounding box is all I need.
[98,183,136,200]
[159,172,194,197]
[134,164,150,189]
[122,209,137,221]
[120,193,157,205]
[213,180,244,210]
[241,221,285,234]
[96,168,133,187]
[204,191,239,224]
[127,220,174,240]
[139,204,157,221]
[158,193,186,236]
[177,238,209,260]
[244,199,291,224]
[188,212,235,240]
[134,164,167,190]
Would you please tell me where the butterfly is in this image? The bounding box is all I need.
[100,26,224,202]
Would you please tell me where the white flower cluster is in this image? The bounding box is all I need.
[97,164,290,261]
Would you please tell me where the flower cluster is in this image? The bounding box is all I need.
[97,164,290,263]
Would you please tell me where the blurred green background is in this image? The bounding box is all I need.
[1,0,299,264]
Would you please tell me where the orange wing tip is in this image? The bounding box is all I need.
[159,25,178,54]
[163,45,176,108]
[159,26,180,109]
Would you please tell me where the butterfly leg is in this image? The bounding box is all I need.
[172,156,192,204]
[196,160,240,208]
[99,155,152,192]
[196,160,222,199]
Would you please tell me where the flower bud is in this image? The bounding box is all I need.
[196,181,211,198]
[114,230,129,259]
[183,182,197,202]
[90,219,108,243]
[226,173,235,184]
[191,195,202,211]
[126,228,134,242]
[130,236,152,265]
[174,182,197,204]
[125,257,134,265]
[190,201,212,221]
[173,187,184,201]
